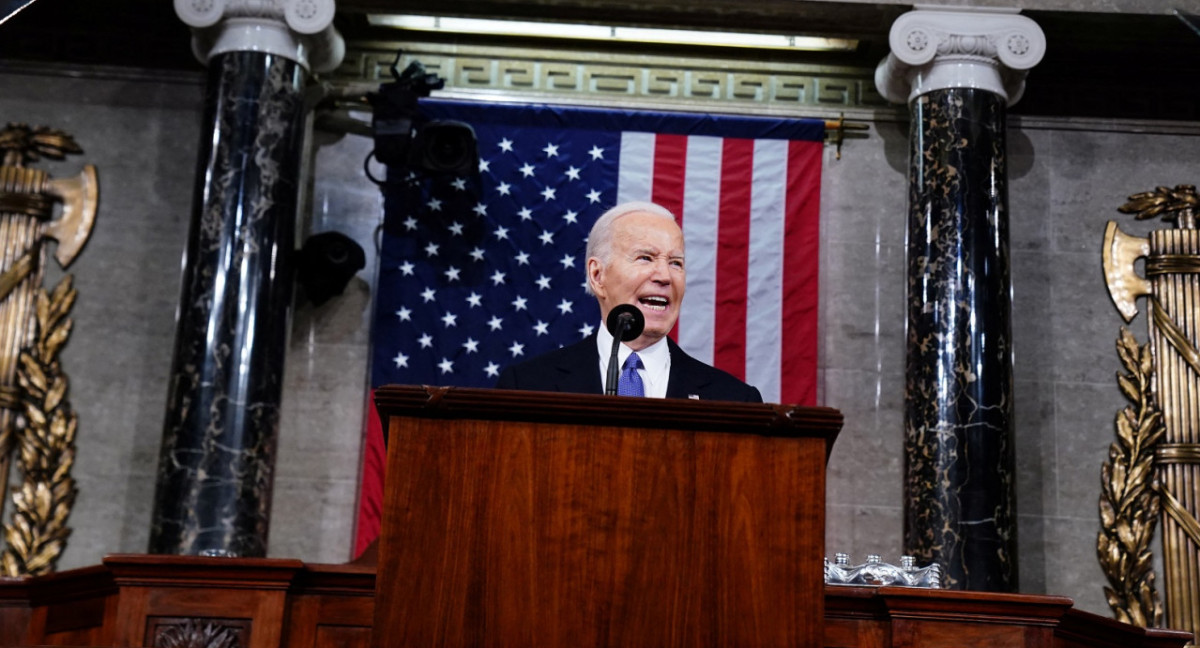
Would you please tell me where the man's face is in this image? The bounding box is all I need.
[588,211,686,350]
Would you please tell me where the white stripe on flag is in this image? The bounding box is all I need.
[616,132,655,206]
[677,135,723,366]
[745,139,787,402]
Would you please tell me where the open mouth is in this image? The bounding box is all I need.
[639,296,669,312]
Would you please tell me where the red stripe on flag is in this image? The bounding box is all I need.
[352,390,386,557]
[650,134,688,218]
[650,134,689,342]
[781,140,822,405]
[714,139,753,379]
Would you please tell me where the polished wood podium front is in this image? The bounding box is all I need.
[372,385,844,647]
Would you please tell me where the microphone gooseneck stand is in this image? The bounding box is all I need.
[604,304,645,396]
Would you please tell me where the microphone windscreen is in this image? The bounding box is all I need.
[605,304,645,341]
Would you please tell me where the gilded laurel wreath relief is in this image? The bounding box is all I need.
[0,123,97,576]
[1102,184,1200,635]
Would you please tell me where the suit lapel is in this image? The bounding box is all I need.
[665,339,712,399]
[552,335,605,394]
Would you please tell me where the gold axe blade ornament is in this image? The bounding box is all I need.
[1102,221,1151,323]
[0,123,96,577]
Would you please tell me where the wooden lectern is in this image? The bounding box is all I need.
[372,385,843,647]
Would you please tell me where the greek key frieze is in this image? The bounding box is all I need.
[337,41,880,110]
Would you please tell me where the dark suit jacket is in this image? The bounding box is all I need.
[495,334,763,403]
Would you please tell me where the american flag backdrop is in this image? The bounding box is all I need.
[354,100,824,555]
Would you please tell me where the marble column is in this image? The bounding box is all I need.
[149,0,343,557]
[875,8,1045,591]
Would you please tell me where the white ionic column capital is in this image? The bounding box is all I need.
[874,6,1045,106]
[174,0,345,73]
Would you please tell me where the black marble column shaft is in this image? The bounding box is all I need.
[149,51,307,557]
[904,87,1017,591]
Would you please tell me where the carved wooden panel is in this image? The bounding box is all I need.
[147,616,250,648]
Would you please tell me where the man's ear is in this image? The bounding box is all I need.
[587,257,605,297]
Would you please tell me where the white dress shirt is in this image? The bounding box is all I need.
[595,324,672,398]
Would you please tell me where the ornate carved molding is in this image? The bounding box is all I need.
[332,41,887,114]
[874,7,1045,106]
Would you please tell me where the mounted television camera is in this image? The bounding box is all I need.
[368,55,477,176]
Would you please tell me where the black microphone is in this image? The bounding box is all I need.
[604,304,645,395]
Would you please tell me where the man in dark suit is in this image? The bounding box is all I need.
[496,201,762,403]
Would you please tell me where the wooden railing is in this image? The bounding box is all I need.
[0,555,1190,647]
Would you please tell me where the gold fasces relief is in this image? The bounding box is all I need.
[0,123,95,577]
[1102,182,1200,637]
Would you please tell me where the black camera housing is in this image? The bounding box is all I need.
[368,58,478,176]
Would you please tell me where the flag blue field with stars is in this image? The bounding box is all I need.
[371,101,619,389]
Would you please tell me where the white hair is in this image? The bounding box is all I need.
[583,201,678,296]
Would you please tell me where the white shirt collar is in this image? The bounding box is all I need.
[595,325,672,398]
